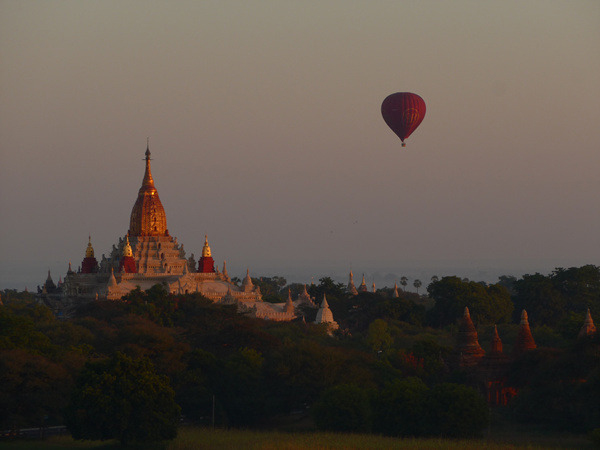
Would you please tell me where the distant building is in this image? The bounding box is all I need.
[314,294,339,334]
[347,271,358,296]
[37,143,303,322]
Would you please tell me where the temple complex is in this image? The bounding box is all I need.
[37,144,309,321]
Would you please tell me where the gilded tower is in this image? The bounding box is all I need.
[129,144,168,237]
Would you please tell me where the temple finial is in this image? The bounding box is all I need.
[202,235,212,257]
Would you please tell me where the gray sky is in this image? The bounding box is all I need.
[1,1,599,289]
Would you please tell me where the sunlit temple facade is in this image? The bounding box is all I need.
[38,144,302,321]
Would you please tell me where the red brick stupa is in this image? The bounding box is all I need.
[513,310,536,356]
[456,307,486,367]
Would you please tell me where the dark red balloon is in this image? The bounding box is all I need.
[381,92,426,146]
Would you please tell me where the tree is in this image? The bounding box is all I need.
[309,277,347,300]
[426,383,489,437]
[512,273,565,326]
[511,266,600,327]
[373,377,429,436]
[366,319,393,354]
[252,276,287,303]
[413,279,422,294]
[427,276,513,327]
[65,353,180,445]
[311,384,372,432]
[400,277,408,292]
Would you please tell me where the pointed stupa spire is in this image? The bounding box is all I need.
[372,281,376,293]
[202,235,212,257]
[455,307,485,366]
[241,268,254,292]
[490,325,503,354]
[222,260,230,281]
[393,282,399,298]
[285,289,294,314]
[321,293,329,309]
[513,310,536,356]
[123,235,133,257]
[108,267,117,287]
[578,308,597,338]
[129,141,168,236]
[142,138,155,188]
[314,294,338,331]
[358,274,368,292]
[85,235,95,258]
[347,270,358,295]
[45,270,56,290]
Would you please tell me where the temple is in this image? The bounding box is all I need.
[37,143,306,321]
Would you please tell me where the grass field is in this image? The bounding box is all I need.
[0,426,594,450]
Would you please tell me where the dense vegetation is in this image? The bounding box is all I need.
[1,265,599,444]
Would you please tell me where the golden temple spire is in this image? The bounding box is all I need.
[85,235,95,258]
[142,139,155,189]
[202,235,212,257]
[123,235,133,257]
[129,142,168,236]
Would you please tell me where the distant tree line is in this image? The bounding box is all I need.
[0,264,599,443]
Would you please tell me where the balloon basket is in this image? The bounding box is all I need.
[401,142,406,147]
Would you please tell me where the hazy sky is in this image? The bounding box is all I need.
[1,1,599,289]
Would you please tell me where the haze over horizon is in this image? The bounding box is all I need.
[1,1,599,290]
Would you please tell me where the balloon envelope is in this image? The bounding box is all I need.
[381,92,426,144]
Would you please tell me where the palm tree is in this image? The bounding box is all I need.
[400,276,408,291]
[413,279,422,295]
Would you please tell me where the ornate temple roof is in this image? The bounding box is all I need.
[129,143,168,237]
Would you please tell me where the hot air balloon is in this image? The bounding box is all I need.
[381,92,426,147]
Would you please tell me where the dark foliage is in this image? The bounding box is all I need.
[64,352,180,445]
[427,276,513,327]
[311,384,372,432]
[513,265,600,327]
[509,334,600,432]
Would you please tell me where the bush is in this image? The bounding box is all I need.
[311,384,372,432]
[65,352,180,445]
[426,383,489,437]
[373,377,429,436]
